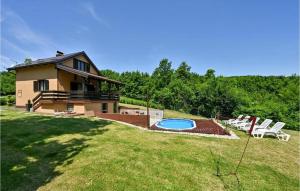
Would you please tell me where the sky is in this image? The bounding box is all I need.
[1,0,298,76]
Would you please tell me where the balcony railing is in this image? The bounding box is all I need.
[70,90,119,100]
[33,91,119,104]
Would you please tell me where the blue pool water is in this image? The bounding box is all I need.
[156,118,196,130]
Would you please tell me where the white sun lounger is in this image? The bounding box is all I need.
[230,116,250,126]
[252,122,290,141]
[224,115,243,125]
[236,117,260,130]
[249,119,273,132]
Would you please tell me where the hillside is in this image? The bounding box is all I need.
[2,107,299,190]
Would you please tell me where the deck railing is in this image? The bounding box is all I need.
[69,90,119,100]
[32,90,119,110]
[32,91,69,105]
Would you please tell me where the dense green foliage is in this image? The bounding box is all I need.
[1,61,299,130]
[0,95,16,105]
[0,71,15,95]
[101,60,299,130]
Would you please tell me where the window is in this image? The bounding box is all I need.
[102,103,108,113]
[73,59,90,72]
[34,80,49,92]
[67,103,74,112]
[113,102,118,113]
[17,90,22,97]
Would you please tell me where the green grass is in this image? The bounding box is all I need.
[1,107,299,191]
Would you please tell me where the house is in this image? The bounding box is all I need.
[8,51,122,114]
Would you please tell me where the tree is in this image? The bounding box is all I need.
[100,69,120,80]
[204,69,215,79]
[0,71,16,95]
[120,71,150,100]
[153,87,173,108]
[167,78,194,112]
[24,58,32,65]
[152,59,173,89]
[175,62,191,80]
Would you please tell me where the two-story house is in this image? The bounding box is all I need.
[8,51,122,114]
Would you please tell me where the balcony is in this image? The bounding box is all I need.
[69,90,119,100]
[33,90,119,109]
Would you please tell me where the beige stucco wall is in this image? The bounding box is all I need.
[57,69,73,91]
[85,102,101,111]
[85,100,118,113]
[107,102,114,113]
[15,64,57,107]
[35,103,66,113]
[36,103,85,114]
[36,101,117,114]
[62,55,98,75]
[74,104,85,113]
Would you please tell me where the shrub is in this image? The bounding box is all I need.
[7,95,16,105]
[0,97,7,105]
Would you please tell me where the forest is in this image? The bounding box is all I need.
[100,59,299,130]
[1,59,299,130]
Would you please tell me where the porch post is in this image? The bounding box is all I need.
[99,80,102,93]
[108,82,111,94]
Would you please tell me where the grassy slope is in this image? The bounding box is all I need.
[1,107,299,191]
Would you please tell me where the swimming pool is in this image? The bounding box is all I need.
[155,118,196,130]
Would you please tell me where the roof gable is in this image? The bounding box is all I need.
[7,51,100,75]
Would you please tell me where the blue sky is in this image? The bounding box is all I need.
[1,0,298,75]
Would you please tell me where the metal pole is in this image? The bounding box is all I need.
[234,116,256,174]
[146,93,150,128]
[214,116,257,187]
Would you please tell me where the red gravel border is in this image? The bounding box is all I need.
[93,110,229,136]
[94,112,148,128]
[150,119,230,135]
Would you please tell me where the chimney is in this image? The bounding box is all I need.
[56,51,64,57]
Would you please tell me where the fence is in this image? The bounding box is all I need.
[120,108,164,121]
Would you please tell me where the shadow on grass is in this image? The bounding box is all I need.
[209,147,243,191]
[1,112,112,191]
[209,145,299,190]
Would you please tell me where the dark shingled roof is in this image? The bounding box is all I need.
[7,51,99,75]
[7,51,122,84]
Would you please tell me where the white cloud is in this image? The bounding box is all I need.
[82,2,110,28]
[0,55,17,70]
[2,8,58,57]
[2,38,32,58]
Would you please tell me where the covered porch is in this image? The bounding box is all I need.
[56,64,122,100]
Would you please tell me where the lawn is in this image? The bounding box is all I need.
[1,107,299,191]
